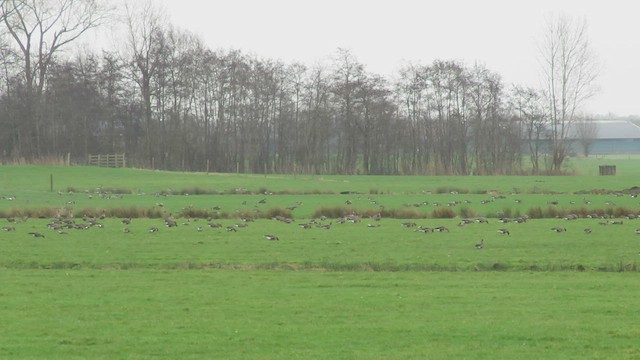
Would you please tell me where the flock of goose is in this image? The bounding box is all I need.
[2,192,640,249]
[3,209,640,252]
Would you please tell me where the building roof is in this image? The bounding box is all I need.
[594,120,640,140]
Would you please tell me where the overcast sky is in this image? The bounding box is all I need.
[145,0,639,116]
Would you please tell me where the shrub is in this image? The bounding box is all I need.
[459,207,477,219]
[265,207,293,219]
[313,206,350,219]
[379,208,426,219]
[180,208,216,219]
[431,207,457,219]
[177,187,219,195]
[527,206,544,219]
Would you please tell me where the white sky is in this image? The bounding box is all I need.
[141,0,640,116]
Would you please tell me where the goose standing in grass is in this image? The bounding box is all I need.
[28,232,45,238]
[635,228,640,235]
[475,239,484,249]
[551,226,567,233]
[497,228,510,235]
[319,223,332,230]
[584,227,592,234]
[148,227,159,233]
[264,234,279,241]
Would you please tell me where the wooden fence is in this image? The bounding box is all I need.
[88,154,126,168]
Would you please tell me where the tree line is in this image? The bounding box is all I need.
[0,1,598,175]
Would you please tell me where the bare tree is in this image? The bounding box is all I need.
[538,13,599,172]
[0,0,110,158]
[510,86,547,173]
[574,115,597,157]
[123,0,166,165]
[332,48,365,174]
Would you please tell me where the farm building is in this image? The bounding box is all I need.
[524,118,640,156]
[583,119,640,155]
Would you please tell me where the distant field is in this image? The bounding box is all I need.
[1,163,639,220]
[1,163,640,359]
[2,157,640,195]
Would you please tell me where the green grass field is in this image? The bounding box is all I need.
[1,162,640,359]
[2,270,639,359]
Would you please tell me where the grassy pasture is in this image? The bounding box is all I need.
[1,270,639,359]
[2,157,640,196]
[1,162,640,359]
[1,218,639,271]
[1,165,639,220]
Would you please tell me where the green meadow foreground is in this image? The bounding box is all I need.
[1,270,639,359]
[1,162,640,359]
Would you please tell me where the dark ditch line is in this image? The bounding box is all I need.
[2,261,640,273]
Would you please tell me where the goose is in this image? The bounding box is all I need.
[1,226,16,231]
[367,223,381,228]
[121,218,131,225]
[475,239,484,249]
[319,223,332,230]
[28,232,45,238]
[123,227,131,233]
[226,226,237,232]
[264,234,279,241]
[497,228,510,235]
[196,226,203,232]
[635,228,640,235]
[584,227,592,234]
[148,227,159,233]
[434,226,449,232]
[551,226,567,233]
[415,226,433,233]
